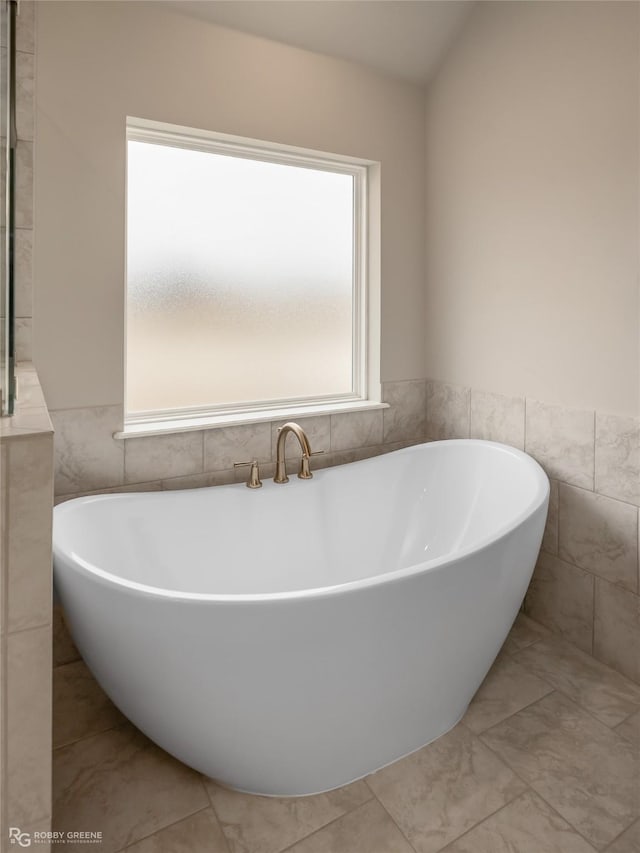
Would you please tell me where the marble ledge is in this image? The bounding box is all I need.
[1,363,53,441]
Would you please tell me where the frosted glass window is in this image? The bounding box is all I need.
[126,132,363,418]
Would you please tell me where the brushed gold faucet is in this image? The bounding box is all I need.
[274,422,319,483]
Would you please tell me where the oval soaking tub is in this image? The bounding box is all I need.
[53,439,549,796]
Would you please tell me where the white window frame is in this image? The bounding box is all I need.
[121,117,382,437]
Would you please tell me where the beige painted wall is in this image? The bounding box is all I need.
[424,0,640,415]
[34,1,426,411]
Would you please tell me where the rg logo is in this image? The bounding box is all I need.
[8,828,31,847]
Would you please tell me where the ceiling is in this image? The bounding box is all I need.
[163,1,475,86]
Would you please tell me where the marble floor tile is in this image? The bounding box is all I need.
[513,637,640,727]
[607,820,640,853]
[463,655,553,733]
[53,723,209,853]
[204,776,371,853]
[122,808,229,852]
[500,614,551,655]
[481,692,639,849]
[283,799,415,853]
[441,790,597,853]
[53,660,125,748]
[615,708,640,745]
[366,723,527,853]
[52,605,81,667]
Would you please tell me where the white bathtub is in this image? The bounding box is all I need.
[53,439,549,796]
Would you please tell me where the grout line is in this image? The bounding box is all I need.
[476,705,603,852]
[51,720,130,754]
[509,646,640,732]
[112,805,214,853]
[367,792,421,853]
[5,619,52,638]
[53,717,126,754]
[434,788,533,852]
[276,796,400,853]
[201,776,233,853]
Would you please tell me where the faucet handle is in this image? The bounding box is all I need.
[233,459,263,489]
[298,450,324,480]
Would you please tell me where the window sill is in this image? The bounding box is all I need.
[114,400,389,440]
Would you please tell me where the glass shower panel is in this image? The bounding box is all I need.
[126,140,354,415]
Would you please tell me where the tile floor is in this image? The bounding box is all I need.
[52,615,640,853]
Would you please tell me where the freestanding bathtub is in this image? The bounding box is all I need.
[53,439,549,796]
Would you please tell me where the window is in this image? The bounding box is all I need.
[125,118,379,430]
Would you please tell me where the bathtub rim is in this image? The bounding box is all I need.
[53,439,550,604]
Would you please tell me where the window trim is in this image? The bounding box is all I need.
[124,117,380,431]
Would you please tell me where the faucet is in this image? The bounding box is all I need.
[274,422,316,484]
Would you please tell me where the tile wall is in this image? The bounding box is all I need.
[1,364,54,846]
[424,379,640,686]
[51,377,639,687]
[50,379,428,500]
[6,1,35,362]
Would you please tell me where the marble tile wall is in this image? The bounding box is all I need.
[6,1,35,361]
[50,379,428,501]
[425,379,640,685]
[1,364,54,846]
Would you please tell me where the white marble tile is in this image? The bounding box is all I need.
[525,399,595,489]
[285,799,415,853]
[16,49,34,141]
[16,1,35,54]
[595,413,640,506]
[7,433,53,631]
[162,470,236,490]
[270,415,330,459]
[14,228,33,317]
[15,139,33,228]
[525,552,594,653]
[53,723,209,853]
[330,409,383,452]
[443,790,598,853]
[559,484,638,592]
[51,406,124,495]
[481,692,639,850]
[514,635,640,727]
[469,389,524,449]
[205,775,372,853]
[54,481,163,504]
[367,723,527,853]
[541,479,559,555]
[615,709,640,745]
[15,316,32,361]
[463,654,553,733]
[204,422,272,472]
[594,579,640,684]
[501,613,551,655]
[53,604,81,667]
[53,659,125,752]
[7,626,52,828]
[125,431,204,483]
[426,379,470,440]
[382,379,427,443]
[123,809,229,853]
[0,404,53,438]
[607,821,640,853]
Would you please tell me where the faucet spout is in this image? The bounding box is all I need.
[274,422,313,484]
